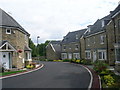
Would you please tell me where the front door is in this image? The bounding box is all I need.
[68,53,72,59]
[2,52,11,69]
[93,51,97,62]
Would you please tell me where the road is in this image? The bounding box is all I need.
[2,61,91,88]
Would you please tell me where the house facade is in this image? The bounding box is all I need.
[0,8,32,69]
[81,15,111,63]
[61,29,86,60]
[106,4,120,72]
[46,41,61,60]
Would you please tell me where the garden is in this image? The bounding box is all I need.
[0,62,38,77]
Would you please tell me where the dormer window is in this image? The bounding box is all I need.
[102,20,105,27]
[6,29,11,34]
[76,35,78,39]
[87,25,92,32]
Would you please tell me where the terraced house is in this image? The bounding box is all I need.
[61,29,86,60]
[0,8,32,69]
[81,15,111,63]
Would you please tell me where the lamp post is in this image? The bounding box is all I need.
[37,36,40,60]
[37,36,40,45]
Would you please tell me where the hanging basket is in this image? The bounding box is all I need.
[17,49,23,53]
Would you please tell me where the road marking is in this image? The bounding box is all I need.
[80,65,93,89]
[70,63,93,89]
[0,64,44,79]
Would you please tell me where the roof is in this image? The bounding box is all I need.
[49,41,61,52]
[84,15,111,37]
[110,4,120,17]
[24,46,32,51]
[0,8,30,35]
[62,29,87,44]
[84,4,120,37]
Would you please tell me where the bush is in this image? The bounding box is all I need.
[75,60,80,63]
[80,60,92,65]
[93,61,108,74]
[62,59,71,62]
[103,75,115,87]
[26,64,34,69]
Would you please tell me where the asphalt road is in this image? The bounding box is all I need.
[2,61,91,88]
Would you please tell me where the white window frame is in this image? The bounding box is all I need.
[87,39,90,46]
[100,35,105,44]
[85,50,91,59]
[75,44,79,50]
[61,53,67,59]
[6,28,11,34]
[98,50,106,60]
[63,45,66,51]
[76,34,78,39]
[73,53,80,59]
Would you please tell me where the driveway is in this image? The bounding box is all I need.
[2,61,91,88]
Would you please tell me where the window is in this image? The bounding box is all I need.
[73,53,80,59]
[61,53,67,59]
[76,35,78,39]
[100,35,105,44]
[87,39,90,46]
[115,48,120,61]
[6,29,11,34]
[75,44,79,50]
[118,19,120,33]
[102,20,105,27]
[98,50,106,60]
[93,37,95,44]
[85,51,91,59]
[63,45,66,50]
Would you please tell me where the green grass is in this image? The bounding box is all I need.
[0,70,26,76]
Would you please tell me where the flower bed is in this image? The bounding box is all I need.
[93,61,120,88]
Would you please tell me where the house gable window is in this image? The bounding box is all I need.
[76,35,78,39]
[102,20,105,27]
[6,29,11,34]
[85,51,91,59]
[98,50,106,60]
[100,35,105,44]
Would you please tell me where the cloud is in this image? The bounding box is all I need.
[0,0,119,43]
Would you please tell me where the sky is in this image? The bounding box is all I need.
[0,0,119,44]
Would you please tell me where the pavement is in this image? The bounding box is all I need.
[2,61,92,89]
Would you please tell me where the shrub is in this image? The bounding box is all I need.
[103,75,115,87]
[75,60,80,63]
[80,60,92,65]
[26,64,34,69]
[62,59,71,62]
[93,61,108,74]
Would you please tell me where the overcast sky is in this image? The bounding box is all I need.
[0,0,119,44]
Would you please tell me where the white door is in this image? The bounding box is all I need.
[93,51,97,62]
[68,53,72,59]
[2,52,10,69]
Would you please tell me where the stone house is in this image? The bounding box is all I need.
[46,41,61,60]
[0,8,32,69]
[81,15,111,63]
[61,29,86,60]
[106,4,120,72]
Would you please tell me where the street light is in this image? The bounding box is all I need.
[37,36,40,45]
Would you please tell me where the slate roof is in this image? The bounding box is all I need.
[84,4,120,37]
[110,4,120,17]
[62,29,87,44]
[49,41,61,52]
[0,8,30,35]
